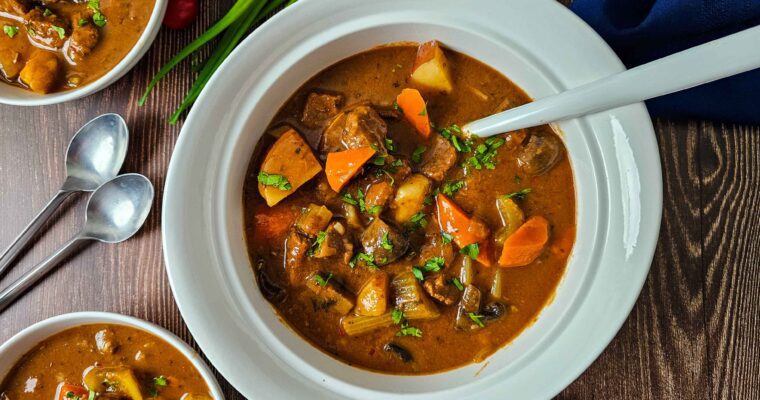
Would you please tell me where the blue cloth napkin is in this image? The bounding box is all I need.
[571,0,760,123]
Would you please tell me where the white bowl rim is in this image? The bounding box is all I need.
[162,0,663,398]
[0,311,225,400]
[0,0,168,106]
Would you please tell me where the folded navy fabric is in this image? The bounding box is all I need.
[571,0,760,123]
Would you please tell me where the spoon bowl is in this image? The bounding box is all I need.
[63,113,129,192]
[82,174,155,243]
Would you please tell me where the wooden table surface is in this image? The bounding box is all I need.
[1,2,758,399]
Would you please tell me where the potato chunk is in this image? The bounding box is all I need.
[19,51,60,94]
[410,40,453,94]
[258,128,322,206]
[83,366,143,400]
[390,174,432,224]
[355,272,388,316]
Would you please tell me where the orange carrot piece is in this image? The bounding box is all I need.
[253,203,300,242]
[436,194,490,248]
[498,216,550,268]
[475,239,493,267]
[396,88,431,138]
[325,147,377,192]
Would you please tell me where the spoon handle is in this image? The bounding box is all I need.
[464,25,760,136]
[0,190,74,278]
[0,236,89,312]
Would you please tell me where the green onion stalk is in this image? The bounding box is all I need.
[139,0,297,124]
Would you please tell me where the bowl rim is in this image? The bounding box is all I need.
[162,0,662,398]
[0,311,225,399]
[0,0,168,106]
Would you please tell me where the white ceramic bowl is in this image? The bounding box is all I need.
[0,0,168,106]
[0,312,225,399]
[162,0,663,398]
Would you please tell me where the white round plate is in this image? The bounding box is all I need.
[162,0,662,399]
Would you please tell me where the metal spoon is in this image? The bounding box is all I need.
[0,114,128,277]
[463,25,760,136]
[0,174,154,312]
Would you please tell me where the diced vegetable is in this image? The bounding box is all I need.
[436,194,489,247]
[455,285,482,330]
[498,216,550,268]
[84,366,143,400]
[58,384,89,400]
[305,273,355,315]
[258,129,322,206]
[495,196,525,246]
[456,254,473,286]
[325,147,376,192]
[395,88,431,138]
[355,272,389,316]
[294,203,333,238]
[490,270,503,300]
[410,40,453,94]
[19,50,60,94]
[341,312,394,336]
[390,174,432,225]
[391,271,440,320]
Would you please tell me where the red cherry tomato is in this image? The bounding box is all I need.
[163,0,199,30]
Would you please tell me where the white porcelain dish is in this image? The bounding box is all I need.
[162,0,663,398]
[0,0,168,106]
[0,311,225,399]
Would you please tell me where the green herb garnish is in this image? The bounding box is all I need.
[441,180,464,196]
[340,191,358,206]
[257,172,291,190]
[409,212,428,230]
[42,8,53,17]
[396,322,422,337]
[423,256,444,272]
[381,231,393,250]
[51,25,65,39]
[391,308,404,324]
[349,252,377,270]
[439,124,473,153]
[411,266,424,281]
[441,232,453,244]
[451,277,464,291]
[503,188,532,201]
[314,272,333,287]
[411,145,427,164]
[467,136,505,170]
[459,243,479,260]
[468,312,485,328]
[78,18,89,26]
[384,138,396,152]
[3,25,18,38]
[308,231,327,256]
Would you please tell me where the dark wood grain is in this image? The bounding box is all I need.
[1,3,759,400]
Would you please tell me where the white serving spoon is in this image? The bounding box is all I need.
[463,25,760,136]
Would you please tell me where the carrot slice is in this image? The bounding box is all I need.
[396,88,431,138]
[58,384,89,400]
[325,147,376,192]
[436,194,489,248]
[498,216,550,268]
[476,239,493,267]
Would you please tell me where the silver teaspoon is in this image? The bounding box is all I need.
[0,174,154,312]
[0,113,128,277]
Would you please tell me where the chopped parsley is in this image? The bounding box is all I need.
[25,26,36,36]
[439,124,473,153]
[65,392,81,400]
[257,172,291,190]
[503,188,532,201]
[51,25,66,39]
[340,191,358,206]
[88,0,107,27]
[349,252,377,270]
[314,272,333,287]
[441,232,453,244]
[411,145,427,164]
[459,243,480,260]
[392,101,400,111]
[409,212,428,230]
[451,277,464,291]
[88,391,95,400]
[307,231,327,256]
[43,8,54,16]
[384,138,397,152]
[149,375,168,396]
[371,153,388,166]
[468,312,485,328]
[341,188,371,214]
[391,308,404,324]
[356,188,367,212]
[381,231,393,250]
[396,322,422,337]
[78,18,89,26]
[411,266,424,281]
[418,103,427,116]
[467,136,504,170]
[3,25,18,38]
[423,256,444,272]
[441,180,464,196]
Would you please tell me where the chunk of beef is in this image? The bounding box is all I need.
[284,230,310,285]
[360,218,409,266]
[301,92,343,129]
[94,329,118,355]
[294,203,333,238]
[304,272,355,315]
[314,174,343,209]
[19,50,60,94]
[67,13,99,62]
[423,274,460,306]
[0,0,30,15]
[420,134,457,182]
[418,231,454,267]
[320,105,387,155]
[364,180,394,212]
[25,8,70,49]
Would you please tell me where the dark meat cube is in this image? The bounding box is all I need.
[364,180,394,212]
[294,204,333,238]
[67,13,99,62]
[360,218,408,266]
[285,230,310,285]
[25,8,70,49]
[312,221,353,262]
[320,105,387,155]
[420,134,457,182]
[0,0,30,15]
[301,92,343,129]
[423,274,460,306]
